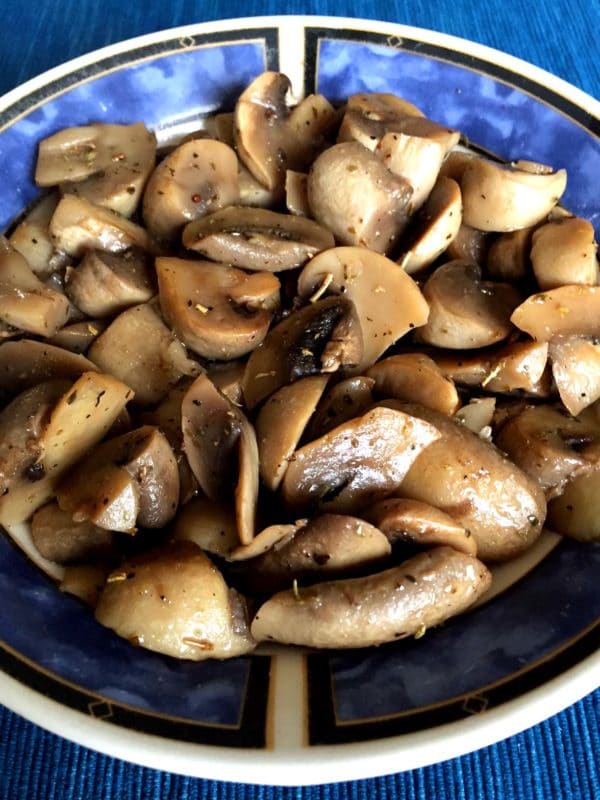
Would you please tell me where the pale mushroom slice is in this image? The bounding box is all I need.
[433,340,550,395]
[172,496,239,557]
[233,514,391,594]
[305,376,375,440]
[375,132,446,211]
[142,139,239,241]
[391,401,546,561]
[461,157,567,231]
[182,206,334,271]
[281,406,441,515]
[0,237,70,336]
[49,194,161,257]
[88,301,200,405]
[416,260,521,349]
[49,320,108,353]
[251,547,491,649]
[234,72,337,191]
[438,150,476,182]
[0,339,97,402]
[365,498,477,556]
[57,426,179,532]
[337,92,424,150]
[235,415,260,545]
[494,404,600,499]
[65,248,154,318]
[95,541,256,660]
[366,353,460,415]
[31,502,114,564]
[454,397,496,435]
[9,192,69,277]
[511,285,600,341]
[297,246,429,374]
[547,469,600,541]
[397,177,462,274]
[285,170,310,216]
[255,375,329,490]
[549,336,600,416]
[242,295,363,409]
[156,257,280,360]
[0,371,133,526]
[530,217,597,290]
[238,163,282,207]
[486,227,534,282]
[229,523,300,562]
[445,223,489,265]
[307,141,413,253]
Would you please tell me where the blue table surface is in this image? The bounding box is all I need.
[0,1,598,798]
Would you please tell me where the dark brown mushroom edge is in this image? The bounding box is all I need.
[1,72,598,661]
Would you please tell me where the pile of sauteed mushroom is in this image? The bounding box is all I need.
[1,72,598,660]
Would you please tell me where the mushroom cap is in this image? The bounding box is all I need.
[486,227,534,283]
[530,217,597,290]
[367,353,460,415]
[172,496,239,557]
[305,376,375,440]
[511,285,600,341]
[375,131,445,211]
[549,336,600,416]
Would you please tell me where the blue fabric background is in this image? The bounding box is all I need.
[0,1,598,797]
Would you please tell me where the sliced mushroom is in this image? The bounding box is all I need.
[242,295,363,409]
[238,162,282,207]
[235,72,337,191]
[0,237,70,336]
[31,502,114,564]
[49,320,108,354]
[9,192,69,277]
[255,375,329,490]
[337,92,424,150]
[156,256,279,360]
[235,414,260,545]
[251,546,490,648]
[454,397,496,434]
[486,227,534,283]
[461,158,567,232]
[511,285,600,341]
[95,541,255,659]
[494,404,600,499]
[234,514,391,593]
[285,170,310,216]
[281,406,441,515]
[305,376,375,440]
[182,206,334,271]
[229,522,301,562]
[376,132,445,211]
[307,142,413,253]
[49,194,160,257]
[0,371,133,525]
[142,139,239,241]
[60,564,110,606]
[445,223,489,265]
[530,217,597,290]
[391,401,546,561]
[366,353,460,415]
[65,248,154,318]
[549,336,600,416]
[171,496,239,557]
[438,150,476,182]
[416,260,521,349]
[297,246,429,373]
[206,360,245,406]
[88,301,200,405]
[547,469,600,541]
[365,498,477,556]
[397,177,462,273]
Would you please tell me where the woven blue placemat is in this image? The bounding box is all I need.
[0,1,598,797]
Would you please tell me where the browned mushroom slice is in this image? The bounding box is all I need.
[251,546,490,649]
[511,285,600,341]
[9,192,69,277]
[206,360,245,406]
[549,336,600,416]
[242,295,363,409]
[366,353,460,415]
[65,248,154,318]
[156,257,279,361]
[0,339,97,401]
[60,564,110,606]
[530,217,597,290]
[365,498,477,556]
[49,320,108,354]
[397,177,462,274]
[142,139,239,241]
[0,371,133,526]
[31,502,114,564]
[446,223,489,264]
[57,426,179,531]
[305,376,375,440]
[416,261,521,349]
[281,406,440,515]
[182,206,334,271]
[0,237,70,336]
[486,227,534,283]
[235,72,337,191]
[172,496,239,557]
[297,246,429,374]
[88,302,200,405]
[49,195,161,257]
[433,340,549,395]
[307,142,413,253]
[454,397,496,434]
[495,404,600,499]
[234,514,391,593]
[376,132,445,211]
[547,469,600,541]
[255,375,329,490]
[391,401,546,561]
[461,158,567,231]
[95,541,255,659]
[285,170,310,216]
